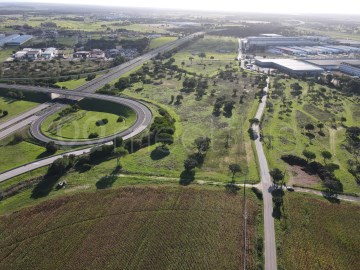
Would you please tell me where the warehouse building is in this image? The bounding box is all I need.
[243,35,324,51]
[0,34,20,47]
[5,35,33,46]
[339,63,360,77]
[303,59,360,71]
[255,58,324,76]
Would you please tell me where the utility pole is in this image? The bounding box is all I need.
[243,173,248,270]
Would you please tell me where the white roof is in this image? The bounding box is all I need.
[257,58,324,71]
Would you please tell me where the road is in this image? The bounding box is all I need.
[252,77,277,270]
[0,33,204,180]
[0,85,153,146]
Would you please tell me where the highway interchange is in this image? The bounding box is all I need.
[0,32,278,270]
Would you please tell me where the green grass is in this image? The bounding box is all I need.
[0,140,46,173]
[171,36,239,77]
[262,77,360,194]
[41,99,136,140]
[275,192,360,270]
[55,77,89,90]
[0,94,44,124]
[0,48,13,62]
[0,185,261,269]
[149,36,177,49]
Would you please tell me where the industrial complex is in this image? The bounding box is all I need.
[0,34,33,47]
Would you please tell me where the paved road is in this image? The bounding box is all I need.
[0,116,37,140]
[252,77,277,270]
[0,85,152,146]
[0,102,51,131]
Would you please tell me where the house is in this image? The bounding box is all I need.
[14,48,31,59]
[90,49,105,58]
[42,47,57,59]
[57,50,67,59]
[26,49,42,60]
[73,51,90,58]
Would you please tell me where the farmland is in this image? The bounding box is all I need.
[262,77,360,194]
[0,186,262,270]
[275,192,360,270]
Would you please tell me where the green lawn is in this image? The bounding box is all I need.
[55,76,99,90]
[41,99,136,140]
[171,36,238,77]
[149,36,177,49]
[0,140,46,173]
[262,77,360,194]
[0,186,262,269]
[0,94,44,124]
[0,48,13,62]
[275,192,360,270]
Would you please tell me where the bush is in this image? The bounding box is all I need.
[113,136,123,147]
[45,141,58,154]
[88,133,99,139]
[117,116,125,122]
[281,154,308,166]
[89,145,114,160]
[47,156,72,176]
[95,119,108,126]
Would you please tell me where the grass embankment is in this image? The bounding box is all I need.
[275,192,360,270]
[171,36,238,77]
[41,99,136,141]
[0,186,262,270]
[149,36,177,49]
[55,77,89,90]
[0,94,44,124]
[262,78,360,193]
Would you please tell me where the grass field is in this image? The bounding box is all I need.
[0,93,46,124]
[262,77,360,193]
[171,36,238,77]
[0,48,13,62]
[149,36,177,49]
[41,99,136,140]
[275,192,360,270]
[55,77,89,90]
[0,140,46,173]
[0,186,262,270]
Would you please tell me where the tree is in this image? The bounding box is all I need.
[184,158,198,171]
[181,61,185,69]
[303,150,316,162]
[45,141,58,154]
[270,168,284,187]
[199,52,206,63]
[189,56,194,64]
[113,136,123,148]
[175,94,183,104]
[47,156,71,176]
[340,117,347,125]
[249,118,260,125]
[194,136,211,155]
[317,123,324,132]
[321,151,332,164]
[305,123,315,132]
[229,164,241,182]
[2,110,8,117]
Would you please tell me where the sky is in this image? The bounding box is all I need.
[5,0,360,14]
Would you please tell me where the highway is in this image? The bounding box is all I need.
[0,84,152,146]
[0,33,203,181]
[252,77,277,270]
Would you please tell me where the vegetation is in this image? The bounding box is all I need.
[0,186,261,269]
[149,36,177,49]
[41,99,136,140]
[275,192,360,270]
[262,77,360,193]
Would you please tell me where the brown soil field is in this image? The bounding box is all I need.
[0,186,261,270]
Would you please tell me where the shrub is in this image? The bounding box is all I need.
[95,119,108,126]
[281,154,308,166]
[45,141,58,154]
[88,132,99,139]
[117,116,125,122]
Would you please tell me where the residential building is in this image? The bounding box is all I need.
[73,51,90,58]
[42,47,57,59]
[27,49,42,60]
[90,49,105,58]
